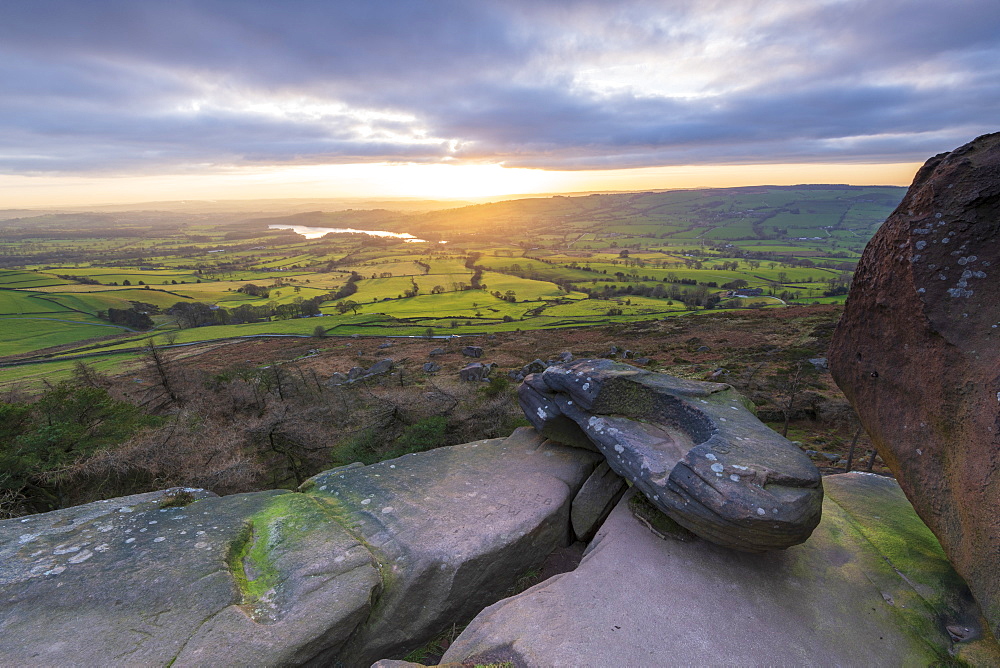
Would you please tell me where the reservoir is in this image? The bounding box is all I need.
[268,224,426,242]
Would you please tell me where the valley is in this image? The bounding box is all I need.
[0,184,903,387]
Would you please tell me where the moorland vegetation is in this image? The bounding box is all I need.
[0,185,903,516]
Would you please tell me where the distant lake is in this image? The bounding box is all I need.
[268,224,428,242]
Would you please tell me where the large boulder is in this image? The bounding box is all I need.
[0,429,612,666]
[519,360,822,552]
[0,488,381,666]
[442,473,1000,666]
[830,132,1000,636]
[301,428,602,666]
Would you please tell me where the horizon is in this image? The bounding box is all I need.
[5,166,916,212]
[1,1,996,208]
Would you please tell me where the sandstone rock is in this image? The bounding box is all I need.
[301,427,601,665]
[326,371,348,386]
[829,132,1000,635]
[461,346,483,358]
[569,461,626,542]
[0,488,381,666]
[519,359,822,551]
[458,362,493,382]
[522,359,547,375]
[422,362,440,373]
[808,357,829,370]
[557,351,574,362]
[428,347,446,356]
[367,358,394,376]
[0,429,603,666]
[442,474,1000,666]
[347,366,365,380]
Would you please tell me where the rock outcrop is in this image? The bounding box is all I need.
[442,473,1000,666]
[519,360,822,551]
[0,488,382,666]
[0,428,615,666]
[830,132,1000,636]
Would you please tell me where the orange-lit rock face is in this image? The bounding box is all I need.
[830,132,1000,637]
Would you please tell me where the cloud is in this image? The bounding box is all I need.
[0,0,997,175]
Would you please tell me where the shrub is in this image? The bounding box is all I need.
[391,416,449,457]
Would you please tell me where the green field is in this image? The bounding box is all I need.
[0,317,130,355]
[0,184,903,384]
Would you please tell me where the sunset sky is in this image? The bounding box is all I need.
[1,0,998,207]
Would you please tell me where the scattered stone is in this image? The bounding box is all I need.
[378,342,393,349]
[422,362,440,373]
[829,132,1000,636]
[459,362,494,382]
[326,371,348,386]
[507,370,525,382]
[696,345,711,352]
[705,368,728,380]
[462,346,483,358]
[366,358,394,376]
[805,450,841,463]
[522,359,547,375]
[442,474,1000,666]
[557,351,574,362]
[347,366,365,380]
[428,347,446,356]
[808,357,829,370]
[632,357,651,366]
[519,360,822,551]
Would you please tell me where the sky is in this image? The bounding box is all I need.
[1,0,998,207]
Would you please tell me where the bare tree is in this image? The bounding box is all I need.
[142,341,181,408]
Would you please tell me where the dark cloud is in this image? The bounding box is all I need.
[0,0,997,174]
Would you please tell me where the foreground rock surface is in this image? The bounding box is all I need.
[302,428,602,666]
[830,132,1000,635]
[0,488,381,666]
[0,428,608,666]
[520,359,822,551]
[443,473,1000,667]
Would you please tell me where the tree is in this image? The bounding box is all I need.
[312,325,327,338]
[143,341,181,407]
[335,300,360,315]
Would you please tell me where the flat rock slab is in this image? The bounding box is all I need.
[443,473,1000,667]
[520,360,822,551]
[0,488,380,666]
[301,427,602,666]
[0,430,608,667]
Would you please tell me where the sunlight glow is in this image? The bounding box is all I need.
[0,161,920,209]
